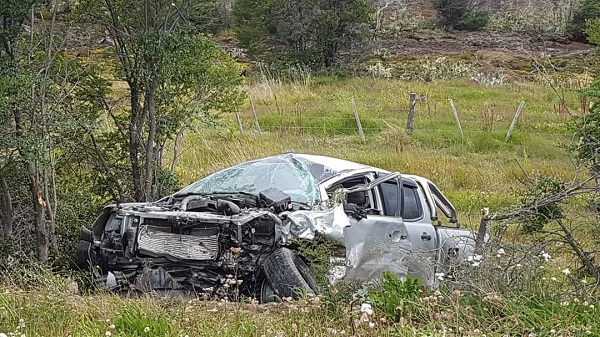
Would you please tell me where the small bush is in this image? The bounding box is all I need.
[459,11,490,31]
[433,0,489,31]
[567,0,600,43]
[367,272,422,321]
[518,176,565,233]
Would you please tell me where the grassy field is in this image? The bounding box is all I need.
[176,77,578,226]
[2,77,598,336]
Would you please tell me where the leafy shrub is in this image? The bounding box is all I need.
[571,101,600,174]
[518,176,565,233]
[567,0,600,43]
[233,0,373,68]
[433,0,489,31]
[367,272,422,321]
[295,236,340,287]
[459,11,490,31]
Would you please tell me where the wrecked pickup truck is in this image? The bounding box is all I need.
[77,153,479,301]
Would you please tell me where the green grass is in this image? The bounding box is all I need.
[0,270,598,336]
[170,77,580,226]
[2,76,594,336]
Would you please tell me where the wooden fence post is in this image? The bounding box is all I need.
[475,208,490,255]
[234,107,244,134]
[249,97,262,134]
[351,97,365,142]
[449,99,464,141]
[406,92,417,135]
[505,101,526,142]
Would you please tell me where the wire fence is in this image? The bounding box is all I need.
[229,94,582,141]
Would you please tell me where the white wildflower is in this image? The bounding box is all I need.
[467,256,474,262]
[542,277,547,280]
[109,324,115,329]
[581,279,588,284]
[574,298,580,303]
[472,261,481,267]
[550,329,556,334]
[586,331,592,335]
[583,301,589,306]
[144,327,150,333]
[105,332,112,337]
[562,268,570,276]
[560,301,569,306]
[368,322,376,329]
[497,248,505,255]
[516,264,522,267]
[474,328,480,333]
[551,277,557,281]
[435,273,445,281]
[589,304,595,309]
[541,251,551,261]
[474,255,483,261]
[360,303,373,316]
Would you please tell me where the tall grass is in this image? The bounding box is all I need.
[1,75,593,336]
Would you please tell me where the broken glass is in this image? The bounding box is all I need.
[179,154,338,204]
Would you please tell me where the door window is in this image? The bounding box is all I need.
[380,182,423,220]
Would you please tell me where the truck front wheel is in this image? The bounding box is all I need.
[261,247,318,300]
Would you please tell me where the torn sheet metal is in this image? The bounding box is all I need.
[281,204,351,243]
[282,205,437,288]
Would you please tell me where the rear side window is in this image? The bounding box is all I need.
[380,182,423,220]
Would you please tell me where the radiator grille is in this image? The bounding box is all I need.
[137,225,219,261]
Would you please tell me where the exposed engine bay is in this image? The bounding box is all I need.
[81,188,311,300]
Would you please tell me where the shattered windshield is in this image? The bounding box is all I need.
[179,156,328,204]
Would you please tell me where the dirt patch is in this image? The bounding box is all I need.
[375,30,595,58]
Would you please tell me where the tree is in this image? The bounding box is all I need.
[432,0,489,31]
[78,0,243,202]
[232,0,373,68]
[567,0,600,43]
[0,0,106,262]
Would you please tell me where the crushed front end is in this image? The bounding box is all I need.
[79,190,294,299]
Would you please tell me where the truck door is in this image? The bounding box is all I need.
[343,174,437,288]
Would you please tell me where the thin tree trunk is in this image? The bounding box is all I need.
[0,177,14,241]
[144,77,158,201]
[171,128,184,174]
[31,166,48,263]
[129,86,143,201]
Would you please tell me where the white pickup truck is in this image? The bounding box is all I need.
[77,153,478,301]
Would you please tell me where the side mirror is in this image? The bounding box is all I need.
[80,226,93,242]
